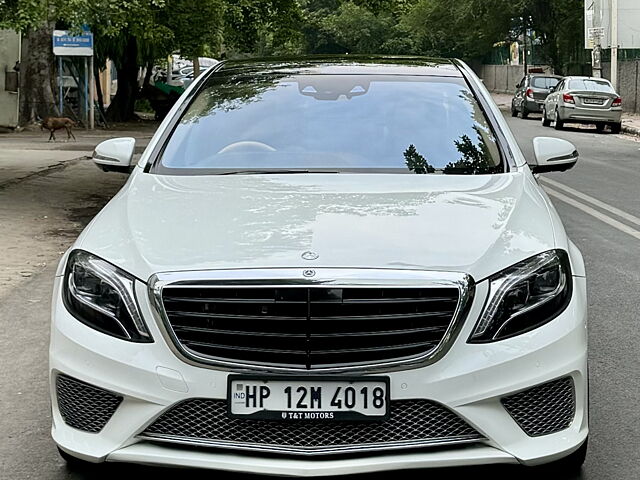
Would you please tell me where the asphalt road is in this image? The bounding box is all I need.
[1,113,639,479]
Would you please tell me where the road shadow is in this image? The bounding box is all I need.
[511,114,618,135]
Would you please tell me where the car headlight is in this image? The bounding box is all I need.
[62,250,152,342]
[469,250,572,342]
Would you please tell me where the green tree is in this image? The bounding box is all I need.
[0,1,59,122]
[404,144,435,174]
[323,2,395,53]
[300,0,411,54]
[160,0,224,77]
[443,127,498,175]
[62,0,175,122]
[1,0,303,123]
[1,0,588,124]
[515,0,586,74]
[401,0,586,72]
[402,0,514,59]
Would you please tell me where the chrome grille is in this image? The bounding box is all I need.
[141,398,483,455]
[160,286,460,369]
[56,374,123,433]
[501,377,575,437]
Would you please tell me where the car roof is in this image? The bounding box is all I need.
[562,76,612,82]
[218,55,463,77]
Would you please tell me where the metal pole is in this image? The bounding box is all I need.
[17,31,21,123]
[611,0,618,90]
[84,57,89,129]
[89,55,95,130]
[523,17,528,76]
[58,56,63,115]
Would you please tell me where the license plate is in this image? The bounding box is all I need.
[228,376,390,421]
[583,98,604,105]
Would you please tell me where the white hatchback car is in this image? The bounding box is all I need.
[50,56,587,476]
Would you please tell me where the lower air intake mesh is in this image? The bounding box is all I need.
[142,398,483,455]
[501,377,575,437]
[56,374,123,433]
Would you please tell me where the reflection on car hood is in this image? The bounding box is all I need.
[76,172,556,282]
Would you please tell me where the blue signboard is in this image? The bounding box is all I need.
[52,30,93,56]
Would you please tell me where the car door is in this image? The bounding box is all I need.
[546,80,562,117]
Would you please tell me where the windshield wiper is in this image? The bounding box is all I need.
[216,170,340,175]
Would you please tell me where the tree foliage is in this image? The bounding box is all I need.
[517,0,586,73]
[301,0,586,72]
[402,0,515,58]
[301,0,412,54]
[0,0,587,124]
[0,0,49,31]
[404,144,435,174]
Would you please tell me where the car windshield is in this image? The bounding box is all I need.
[157,68,503,175]
[568,79,614,92]
[531,77,559,89]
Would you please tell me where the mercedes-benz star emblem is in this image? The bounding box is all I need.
[303,269,316,278]
[301,251,319,261]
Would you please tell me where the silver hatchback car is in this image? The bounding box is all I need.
[511,74,560,118]
[542,76,622,133]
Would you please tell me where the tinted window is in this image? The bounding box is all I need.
[158,70,503,175]
[568,79,614,92]
[531,77,559,89]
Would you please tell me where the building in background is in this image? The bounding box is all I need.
[585,0,640,112]
[0,30,21,128]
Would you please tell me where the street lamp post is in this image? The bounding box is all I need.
[611,0,618,90]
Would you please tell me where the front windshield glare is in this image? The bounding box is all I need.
[159,70,503,175]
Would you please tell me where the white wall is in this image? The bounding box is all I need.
[585,0,640,49]
[475,64,554,93]
[0,30,20,128]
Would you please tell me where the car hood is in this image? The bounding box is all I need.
[76,171,557,282]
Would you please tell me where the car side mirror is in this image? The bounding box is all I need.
[530,137,578,174]
[92,137,135,173]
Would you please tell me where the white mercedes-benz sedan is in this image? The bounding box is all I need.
[50,56,587,476]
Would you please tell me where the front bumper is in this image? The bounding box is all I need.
[50,275,588,475]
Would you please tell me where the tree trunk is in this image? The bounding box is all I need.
[19,22,58,124]
[93,60,106,122]
[105,36,139,122]
[192,57,201,78]
[142,59,154,88]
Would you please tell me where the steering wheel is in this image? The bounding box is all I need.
[217,141,277,154]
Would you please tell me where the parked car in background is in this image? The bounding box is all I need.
[542,76,622,133]
[511,74,560,119]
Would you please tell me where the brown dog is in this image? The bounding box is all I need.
[42,117,77,142]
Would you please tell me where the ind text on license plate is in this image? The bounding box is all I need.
[228,376,390,421]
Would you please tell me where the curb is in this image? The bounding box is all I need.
[622,124,640,137]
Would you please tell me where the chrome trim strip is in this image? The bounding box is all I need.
[92,153,120,163]
[148,268,475,374]
[138,432,485,456]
